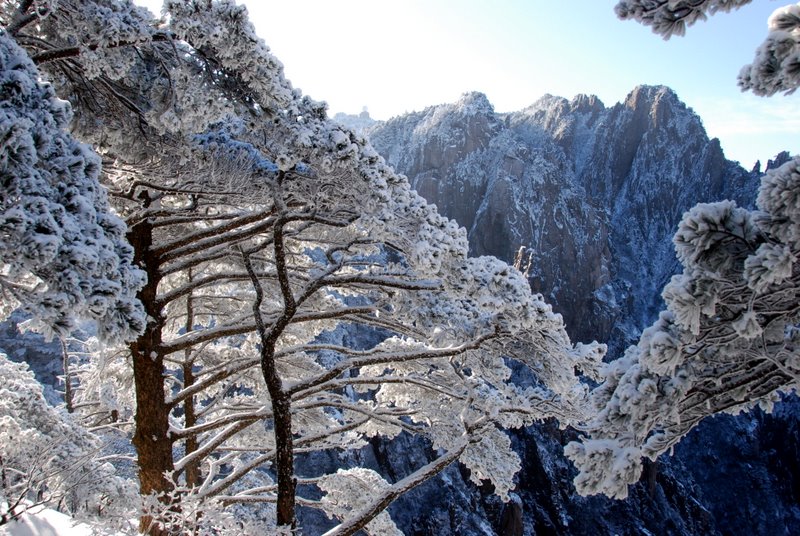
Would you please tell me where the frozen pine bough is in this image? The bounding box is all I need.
[738,2,800,95]
[616,1,800,95]
[614,1,753,38]
[0,33,145,343]
[567,157,800,499]
[0,352,134,527]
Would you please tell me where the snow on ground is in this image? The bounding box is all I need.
[1,507,94,536]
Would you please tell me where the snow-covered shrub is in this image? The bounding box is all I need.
[0,353,134,525]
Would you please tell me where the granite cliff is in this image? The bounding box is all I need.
[357,86,758,352]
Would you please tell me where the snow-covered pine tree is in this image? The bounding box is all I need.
[566,1,800,501]
[2,1,602,533]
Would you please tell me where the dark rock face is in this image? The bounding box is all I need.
[673,398,800,536]
[367,85,757,353]
[360,86,799,535]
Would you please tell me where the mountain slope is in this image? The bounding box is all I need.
[365,86,758,352]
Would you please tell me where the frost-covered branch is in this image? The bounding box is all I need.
[161,306,375,355]
[4,0,37,36]
[153,207,276,258]
[170,406,272,441]
[321,440,470,536]
[739,3,800,95]
[568,157,800,500]
[287,330,499,398]
[158,212,280,263]
[295,374,468,404]
[615,0,752,38]
[615,1,800,95]
[174,417,264,476]
[0,354,132,524]
[156,270,278,309]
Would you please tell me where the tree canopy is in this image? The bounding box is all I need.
[1,1,602,533]
[0,31,144,343]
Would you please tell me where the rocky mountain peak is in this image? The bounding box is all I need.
[454,91,494,115]
[360,86,795,536]
[367,85,761,349]
[570,93,604,114]
[623,84,679,110]
[528,93,569,110]
[619,84,694,133]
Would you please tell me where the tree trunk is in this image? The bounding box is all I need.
[242,244,297,529]
[183,362,200,489]
[273,394,296,528]
[645,458,658,499]
[60,338,73,413]
[127,210,175,535]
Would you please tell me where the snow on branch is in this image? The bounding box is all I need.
[615,0,753,38]
[320,445,468,536]
[568,156,800,500]
[739,3,800,95]
[0,353,134,523]
[615,1,800,95]
[0,33,145,342]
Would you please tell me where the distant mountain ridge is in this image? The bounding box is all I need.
[357,85,764,353]
[339,86,800,535]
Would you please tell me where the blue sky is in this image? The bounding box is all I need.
[138,0,797,168]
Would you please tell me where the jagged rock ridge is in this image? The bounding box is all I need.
[363,86,758,352]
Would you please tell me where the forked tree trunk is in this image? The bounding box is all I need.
[242,242,297,529]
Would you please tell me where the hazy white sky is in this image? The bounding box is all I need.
[137,0,797,168]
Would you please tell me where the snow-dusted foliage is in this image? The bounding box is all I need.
[615,0,752,38]
[0,353,133,525]
[567,4,800,500]
[615,0,800,95]
[318,469,403,536]
[567,156,800,500]
[2,1,601,533]
[739,3,800,95]
[0,33,144,342]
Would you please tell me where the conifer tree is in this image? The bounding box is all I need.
[2,1,600,533]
